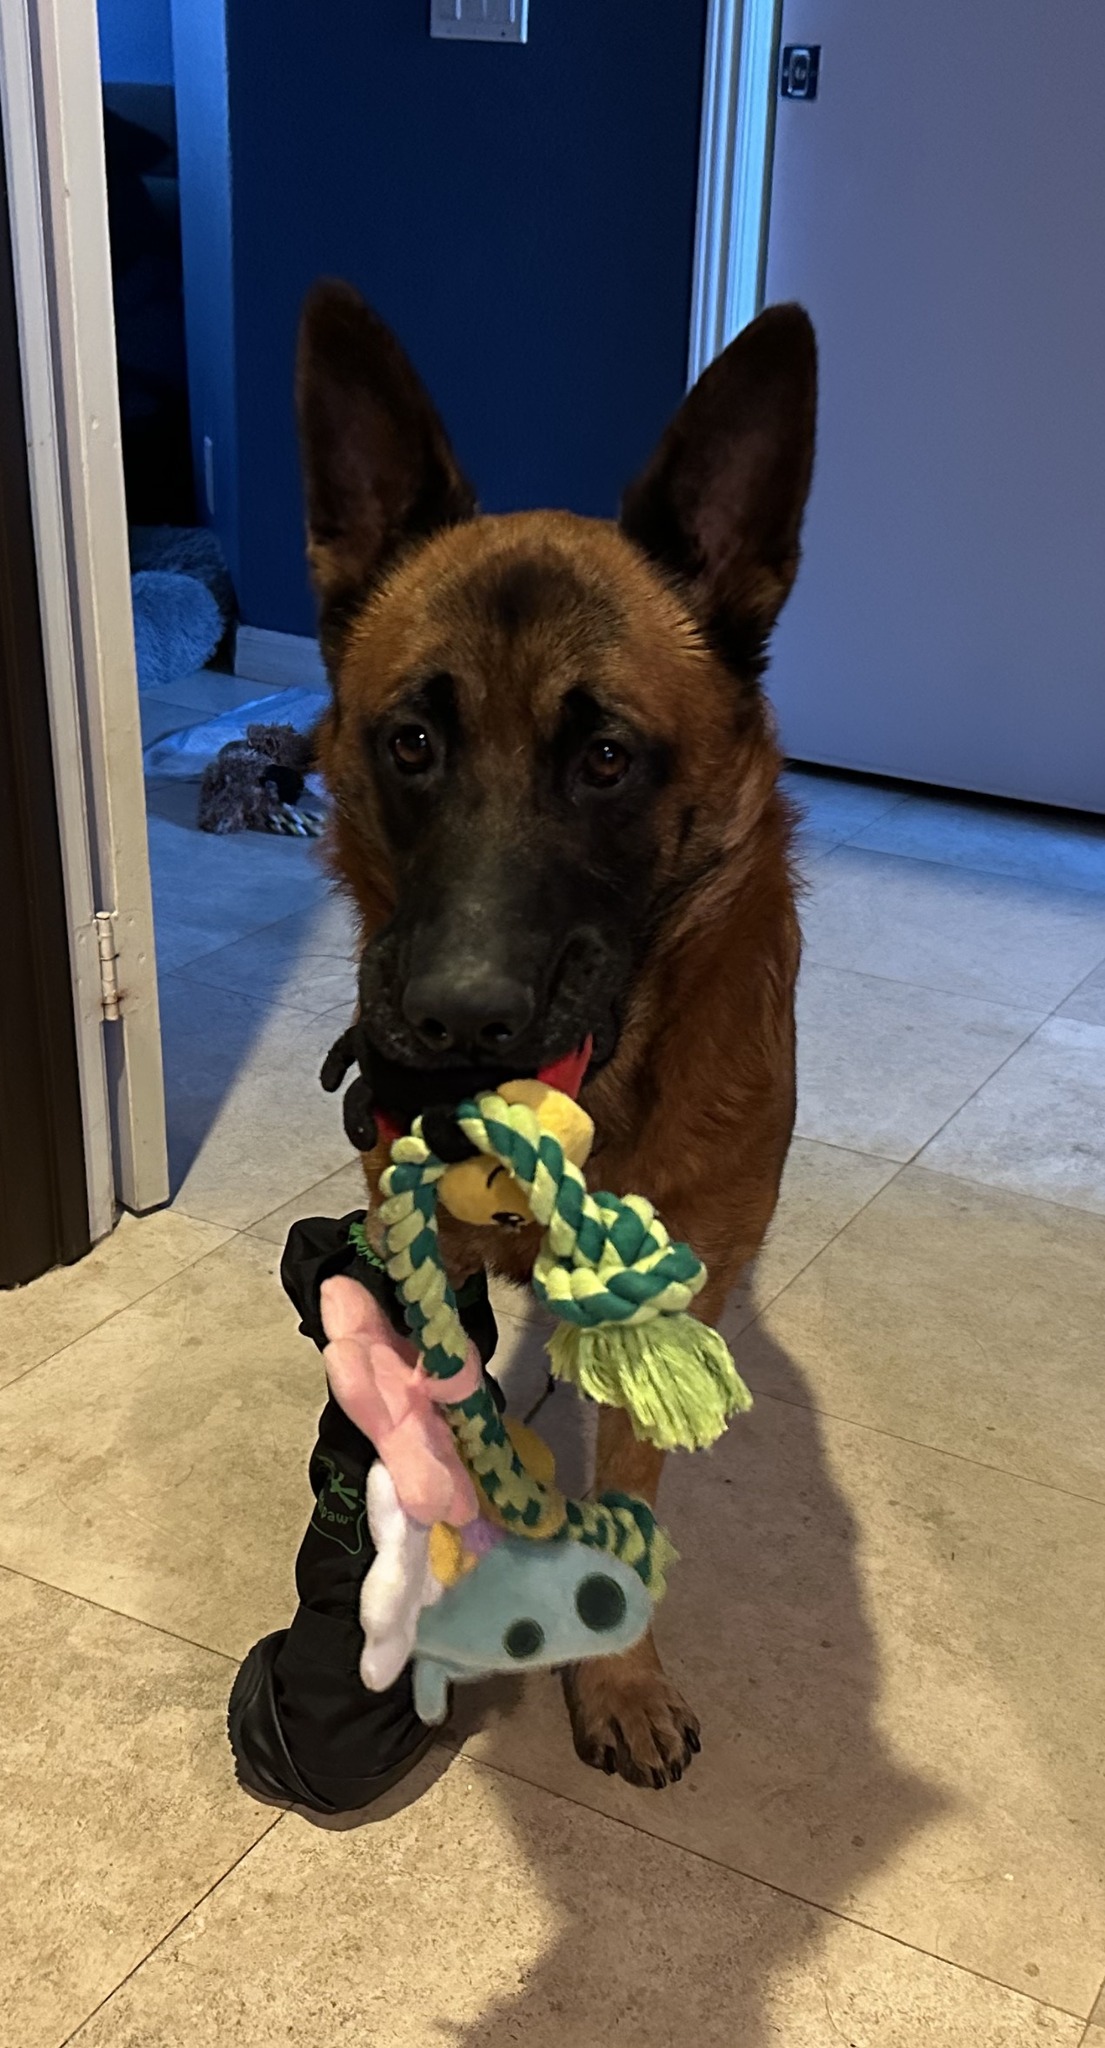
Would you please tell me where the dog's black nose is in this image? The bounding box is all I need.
[401,969,535,1056]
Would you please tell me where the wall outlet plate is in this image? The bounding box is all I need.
[431,0,528,43]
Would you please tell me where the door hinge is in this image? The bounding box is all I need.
[94,910,122,1020]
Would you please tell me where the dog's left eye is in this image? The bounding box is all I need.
[390,725,435,774]
[580,737,631,789]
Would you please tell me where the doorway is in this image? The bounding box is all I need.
[95,0,329,775]
[0,116,91,1285]
[693,0,1105,812]
[95,0,339,1226]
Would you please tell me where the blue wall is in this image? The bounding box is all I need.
[223,0,708,635]
[97,0,174,83]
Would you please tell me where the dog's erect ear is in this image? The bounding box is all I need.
[620,304,817,684]
[297,280,476,664]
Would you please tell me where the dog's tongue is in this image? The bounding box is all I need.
[536,1037,592,1102]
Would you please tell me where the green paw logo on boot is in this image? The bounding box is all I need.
[311,1454,367,1556]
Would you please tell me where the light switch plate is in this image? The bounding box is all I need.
[431,0,528,43]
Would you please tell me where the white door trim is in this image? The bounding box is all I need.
[689,0,782,384]
[0,0,168,1220]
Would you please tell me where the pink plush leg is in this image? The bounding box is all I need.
[320,1277,479,1527]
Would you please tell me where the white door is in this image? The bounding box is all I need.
[762,0,1105,812]
[0,0,168,1224]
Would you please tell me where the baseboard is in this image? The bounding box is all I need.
[233,625,327,691]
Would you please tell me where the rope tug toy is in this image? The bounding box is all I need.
[317,1074,752,1725]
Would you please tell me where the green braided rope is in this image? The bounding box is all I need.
[378,1148,467,1381]
[378,1117,676,1593]
[349,1217,494,1315]
[456,1094,751,1450]
[377,1138,610,1556]
[456,1097,706,1327]
[378,1088,751,1589]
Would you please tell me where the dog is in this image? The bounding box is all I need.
[297,279,816,1790]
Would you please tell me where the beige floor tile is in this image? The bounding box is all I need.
[724,1138,901,1338]
[802,847,1105,1010]
[0,1210,230,1391]
[1090,1981,1105,2030]
[783,769,908,846]
[248,1158,372,1243]
[795,964,1039,1159]
[163,983,354,1228]
[1060,962,1105,1027]
[155,908,316,980]
[68,1756,1081,2048]
[851,794,1105,896]
[0,1569,274,2048]
[0,1235,322,1658]
[796,828,840,862]
[146,792,329,974]
[145,669,281,717]
[516,1380,596,1506]
[920,1017,1105,1215]
[736,1166,1105,1499]
[178,893,359,1014]
[489,1312,600,1500]
[139,693,206,747]
[456,1397,1105,2013]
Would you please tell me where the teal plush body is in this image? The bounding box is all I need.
[412,1536,653,1724]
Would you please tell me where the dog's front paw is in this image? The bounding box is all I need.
[562,1644,700,1790]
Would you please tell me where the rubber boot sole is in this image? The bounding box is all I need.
[227,1630,438,1816]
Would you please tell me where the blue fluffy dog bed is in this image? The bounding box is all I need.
[129,525,233,691]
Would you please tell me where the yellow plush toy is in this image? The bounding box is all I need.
[436,1079,595,1229]
[427,1417,558,1587]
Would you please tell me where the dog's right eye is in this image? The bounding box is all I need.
[579,736,631,789]
[389,725,435,775]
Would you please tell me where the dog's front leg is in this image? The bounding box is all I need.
[561,1405,700,1790]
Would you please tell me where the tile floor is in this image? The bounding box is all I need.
[3,757,1105,2047]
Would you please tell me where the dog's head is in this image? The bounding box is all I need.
[298,282,815,1099]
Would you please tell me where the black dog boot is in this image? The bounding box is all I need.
[227,1392,438,1813]
[227,1211,499,1814]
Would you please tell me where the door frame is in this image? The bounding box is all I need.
[0,112,92,1283]
[689,0,782,383]
[0,0,168,1227]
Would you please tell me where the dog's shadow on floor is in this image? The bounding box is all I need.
[440,1315,946,2045]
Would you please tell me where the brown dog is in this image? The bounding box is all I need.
[297,281,816,1790]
